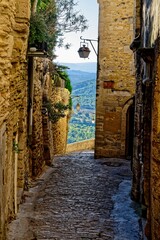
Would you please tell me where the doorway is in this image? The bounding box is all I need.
[125,103,135,159]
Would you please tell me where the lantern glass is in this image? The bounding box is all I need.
[78,45,90,58]
[76,103,80,111]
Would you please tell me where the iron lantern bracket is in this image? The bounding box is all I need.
[80,36,98,56]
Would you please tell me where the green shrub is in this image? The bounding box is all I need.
[43,98,69,123]
[29,13,48,45]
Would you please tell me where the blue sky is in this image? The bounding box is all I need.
[55,0,99,63]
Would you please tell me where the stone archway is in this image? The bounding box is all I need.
[121,98,134,158]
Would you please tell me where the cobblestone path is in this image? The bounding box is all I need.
[7,151,143,240]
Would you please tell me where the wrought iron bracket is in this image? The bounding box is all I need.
[80,36,98,56]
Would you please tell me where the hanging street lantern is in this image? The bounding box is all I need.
[78,43,90,58]
[91,113,95,124]
[76,103,81,111]
[78,36,98,59]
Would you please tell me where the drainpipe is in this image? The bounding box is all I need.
[28,56,34,145]
[14,132,18,214]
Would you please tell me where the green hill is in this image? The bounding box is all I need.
[67,70,96,85]
[61,62,97,73]
[67,70,96,143]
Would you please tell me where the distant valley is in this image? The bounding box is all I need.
[67,67,96,143]
[67,70,96,84]
[60,62,97,73]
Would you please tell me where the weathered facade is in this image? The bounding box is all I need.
[130,0,160,239]
[0,1,30,238]
[96,0,160,238]
[95,0,136,158]
[0,2,70,238]
[52,88,70,155]
[29,58,70,176]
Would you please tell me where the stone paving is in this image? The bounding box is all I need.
[7,151,144,240]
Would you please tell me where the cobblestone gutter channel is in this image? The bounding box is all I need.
[111,180,144,240]
[7,151,145,240]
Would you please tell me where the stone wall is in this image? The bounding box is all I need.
[131,0,160,239]
[151,47,160,239]
[0,0,30,238]
[66,139,95,153]
[31,58,45,176]
[51,88,70,155]
[0,1,70,238]
[30,59,70,175]
[95,0,135,158]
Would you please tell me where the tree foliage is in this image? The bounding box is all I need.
[30,0,57,55]
[29,0,88,56]
[43,98,69,123]
[55,0,88,33]
[55,65,72,93]
[29,14,48,44]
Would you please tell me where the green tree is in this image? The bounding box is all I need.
[56,0,88,33]
[55,65,72,93]
[29,0,88,56]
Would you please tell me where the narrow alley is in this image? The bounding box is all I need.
[7,151,144,240]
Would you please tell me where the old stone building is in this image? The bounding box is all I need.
[0,1,30,238]
[0,1,70,238]
[95,0,136,158]
[29,58,70,177]
[96,0,160,238]
[130,0,160,239]
[4,0,160,239]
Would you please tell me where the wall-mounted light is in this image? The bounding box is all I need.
[91,113,95,124]
[78,36,98,59]
[78,43,90,58]
[71,95,81,112]
[76,103,81,111]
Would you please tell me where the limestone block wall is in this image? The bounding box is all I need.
[95,0,135,158]
[0,1,70,237]
[0,0,30,238]
[42,114,54,165]
[151,49,160,240]
[134,0,141,34]
[30,58,52,176]
[42,61,55,166]
[32,66,45,176]
[66,139,95,153]
[51,87,70,155]
[149,12,160,237]
[131,0,160,239]
[31,59,70,174]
